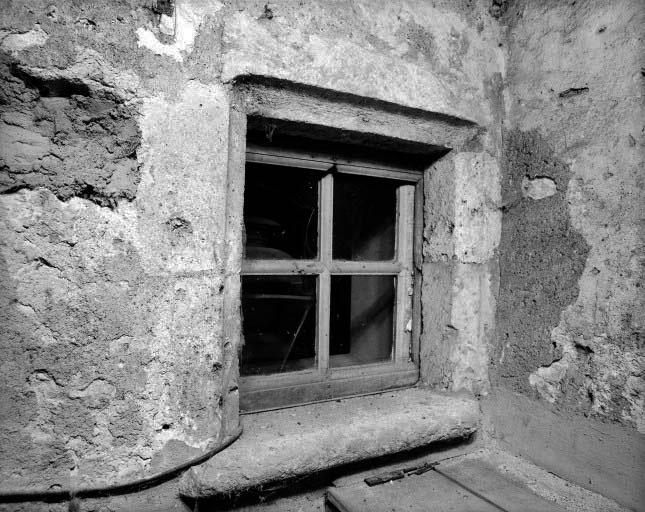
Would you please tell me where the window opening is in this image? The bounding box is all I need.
[240,143,421,412]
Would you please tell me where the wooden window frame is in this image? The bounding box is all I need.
[240,144,423,412]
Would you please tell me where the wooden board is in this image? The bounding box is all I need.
[327,470,501,512]
[437,459,566,512]
[326,458,567,512]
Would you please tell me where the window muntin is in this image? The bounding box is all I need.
[240,145,420,412]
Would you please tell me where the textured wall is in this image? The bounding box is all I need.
[2,0,642,510]
[0,1,234,490]
[0,0,504,494]
[493,0,644,431]
[494,128,589,394]
[421,151,501,395]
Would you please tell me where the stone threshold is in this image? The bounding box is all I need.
[179,388,479,499]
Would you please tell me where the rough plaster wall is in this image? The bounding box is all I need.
[215,0,505,125]
[493,128,590,394]
[0,1,233,491]
[0,0,504,496]
[0,55,141,206]
[495,0,644,431]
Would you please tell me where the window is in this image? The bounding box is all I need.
[240,142,422,412]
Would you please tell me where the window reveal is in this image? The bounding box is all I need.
[240,145,421,412]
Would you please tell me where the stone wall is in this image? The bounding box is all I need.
[421,151,501,395]
[492,0,644,431]
[0,0,504,496]
[4,0,641,508]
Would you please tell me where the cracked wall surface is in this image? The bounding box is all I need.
[494,0,644,432]
[0,0,505,496]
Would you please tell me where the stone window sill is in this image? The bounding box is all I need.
[179,388,479,499]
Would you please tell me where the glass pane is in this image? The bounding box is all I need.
[244,162,320,259]
[329,275,394,367]
[333,174,397,261]
[241,275,317,375]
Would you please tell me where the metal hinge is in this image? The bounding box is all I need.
[363,461,438,487]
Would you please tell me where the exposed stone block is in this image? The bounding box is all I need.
[423,151,501,265]
[421,261,496,395]
[179,389,479,498]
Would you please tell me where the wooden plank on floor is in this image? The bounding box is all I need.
[327,457,568,512]
[330,439,477,489]
[327,470,501,512]
[436,459,566,512]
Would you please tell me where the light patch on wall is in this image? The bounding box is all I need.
[521,176,557,200]
[136,2,222,63]
[449,263,495,396]
[453,152,502,264]
[528,326,576,403]
[0,23,48,53]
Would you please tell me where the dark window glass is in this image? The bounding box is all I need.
[332,174,397,261]
[244,163,320,260]
[329,275,394,367]
[241,275,317,375]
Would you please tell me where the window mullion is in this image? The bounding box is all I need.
[317,173,333,372]
[394,185,415,364]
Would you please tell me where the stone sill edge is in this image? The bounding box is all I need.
[179,388,480,499]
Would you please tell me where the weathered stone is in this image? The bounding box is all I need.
[0,0,505,494]
[0,23,48,53]
[179,389,479,498]
[423,157,456,262]
[423,151,501,265]
[216,2,503,125]
[136,2,223,63]
[521,176,557,200]
[421,261,497,395]
[453,151,501,264]
[0,1,640,510]
[0,46,234,492]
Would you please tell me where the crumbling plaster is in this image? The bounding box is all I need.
[494,0,644,431]
[0,0,505,493]
[0,70,234,488]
